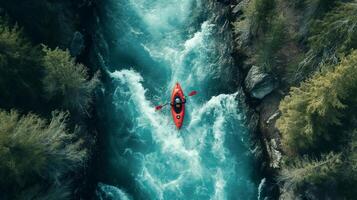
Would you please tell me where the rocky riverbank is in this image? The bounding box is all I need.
[220,0,286,199]
[225,0,357,199]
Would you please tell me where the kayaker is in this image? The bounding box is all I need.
[154,83,197,129]
[172,96,186,108]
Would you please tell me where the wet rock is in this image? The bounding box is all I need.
[258,92,283,169]
[244,66,278,99]
[266,138,282,168]
[70,31,85,57]
[266,110,281,125]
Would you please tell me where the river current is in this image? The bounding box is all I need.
[94,0,258,199]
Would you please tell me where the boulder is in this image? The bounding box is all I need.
[244,65,278,99]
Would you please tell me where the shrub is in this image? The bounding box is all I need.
[276,51,357,155]
[42,46,99,114]
[0,110,86,197]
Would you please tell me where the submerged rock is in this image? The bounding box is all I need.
[70,31,85,57]
[96,183,132,200]
[244,66,278,99]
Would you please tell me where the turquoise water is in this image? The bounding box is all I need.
[96,0,258,199]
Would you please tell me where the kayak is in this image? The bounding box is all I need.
[171,83,185,129]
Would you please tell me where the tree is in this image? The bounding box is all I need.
[279,153,343,199]
[42,46,99,114]
[279,153,341,188]
[276,51,357,155]
[0,17,44,111]
[297,0,357,78]
[257,14,286,73]
[0,110,86,198]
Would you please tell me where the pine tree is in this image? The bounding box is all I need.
[276,51,357,155]
[279,153,342,190]
[297,0,357,77]
[0,17,43,111]
[0,110,86,198]
[42,46,99,114]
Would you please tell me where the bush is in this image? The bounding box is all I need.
[0,110,86,198]
[42,46,99,114]
[276,51,357,155]
[0,17,44,110]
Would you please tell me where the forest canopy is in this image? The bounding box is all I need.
[0,110,86,198]
[0,16,97,199]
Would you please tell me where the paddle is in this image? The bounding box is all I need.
[188,90,197,96]
[155,102,169,111]
[155,90,197,111]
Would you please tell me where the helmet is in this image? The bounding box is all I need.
[175,97,181,104]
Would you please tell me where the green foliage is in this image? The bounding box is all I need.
[42,46,99,114]
[279,131,357,198]
[248,0,275,35]
[0,110,86,198]
[235,0,275,38]
[257,14,287,73]
[279,153,342,190]
[0,17,98,114]
[0,17,44,110]
[297,0,357,79]
[14,183,71,200]
[304,0,338,18]
[276,51,357,155]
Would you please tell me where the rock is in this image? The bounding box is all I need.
[258,92,283,169]
[70,31,85,57]
[266,110,281,125]
[267,138,282,168]
[232,0,250,14]
[244,65,278,99]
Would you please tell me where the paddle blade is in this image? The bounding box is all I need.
[155,105,163,111]
[188,91,197,96]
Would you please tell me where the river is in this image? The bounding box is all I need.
[93,0,259,199]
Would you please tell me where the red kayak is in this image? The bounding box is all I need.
[171,83,185,129]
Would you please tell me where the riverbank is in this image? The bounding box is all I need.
[227,0,357,199]
[221,0,283,199]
